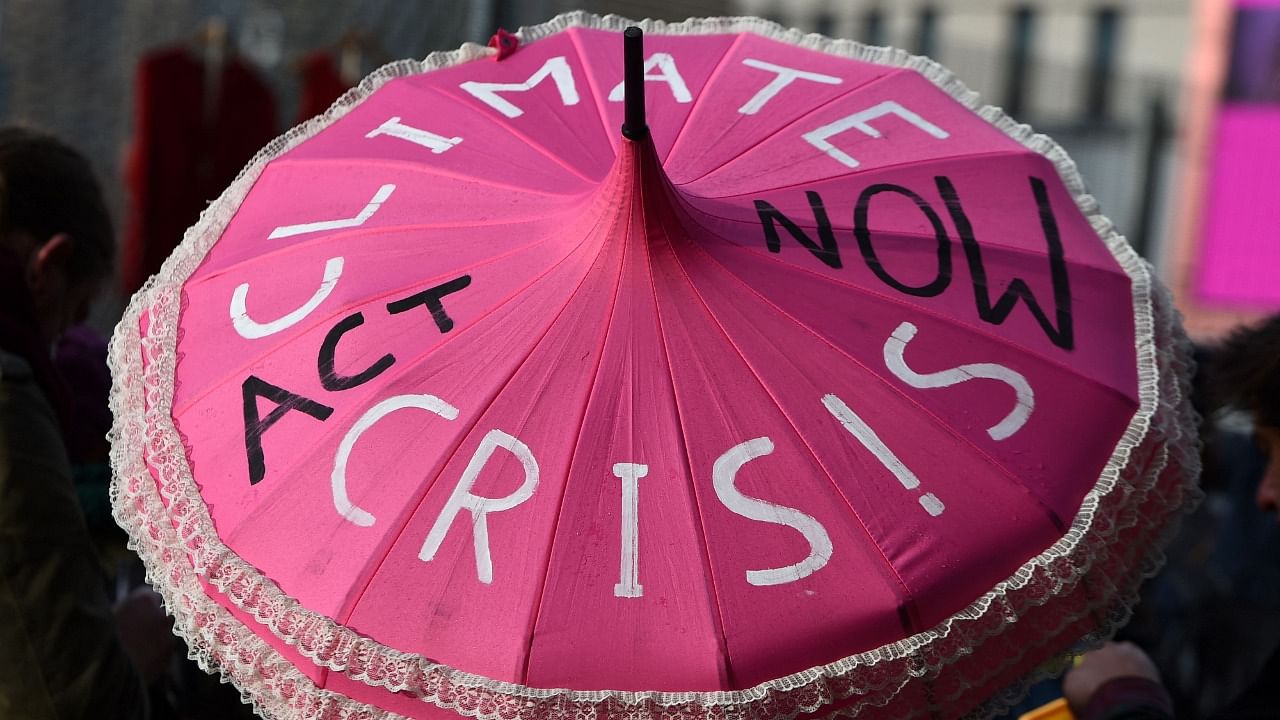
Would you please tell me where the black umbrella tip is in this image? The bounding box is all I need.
[621,26,649,141]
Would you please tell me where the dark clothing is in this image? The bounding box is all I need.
[296,51,351,124]
[1083,677,1174,720]
[1087,643,1279,720]
[0,251,148,718]
[1213,643,1280,719]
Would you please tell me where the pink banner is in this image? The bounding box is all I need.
[1194,0,1280,308]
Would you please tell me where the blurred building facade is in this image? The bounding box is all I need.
[732,1,1191,122]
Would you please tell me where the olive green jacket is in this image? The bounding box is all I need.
[0,349,147,719]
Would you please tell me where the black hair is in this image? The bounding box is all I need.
[1209,314,1280,428]
[0,126,113,283]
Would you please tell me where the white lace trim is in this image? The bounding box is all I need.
[108,12,1201,720]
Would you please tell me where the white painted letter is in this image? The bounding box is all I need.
[612,462,648,598]
[460,56,580,119]
[268,184,396,239]
[331,394,460,527]
[608,53,692,103]
[231,256,343,339]
[419,429,539,584]
[883,321,1034,441]
[803,100,949,168]
[365,116,463,154]
[822,394,944,516]
[738,59,842,115]
[712,438,833,586]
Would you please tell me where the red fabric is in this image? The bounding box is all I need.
[296,51,351,124]
[489,29,519,60]
[123,47,277,296]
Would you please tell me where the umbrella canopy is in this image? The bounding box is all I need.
[109,12,1198,720]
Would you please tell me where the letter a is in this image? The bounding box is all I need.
[608,53,692,103]
[243,376,334,485]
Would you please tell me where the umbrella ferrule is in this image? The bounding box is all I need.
[621,26,649,141]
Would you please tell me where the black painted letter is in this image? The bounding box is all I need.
[754,191,842,269]
[937,175,1074,350]
[242,376,334,485]
[318,312,396,391]
[387,275,472,333]
[854,183,952,297]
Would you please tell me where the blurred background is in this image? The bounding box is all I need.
[1,1,1276,718]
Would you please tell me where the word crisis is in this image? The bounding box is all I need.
[237,257,1034,595]
[226,175,1049,593]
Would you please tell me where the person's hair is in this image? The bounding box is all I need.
[1210,314,1280,428]
[0,126,113,283]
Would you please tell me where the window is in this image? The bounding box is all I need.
[1003,6,1035,118]
[815,11,836,37]
[1085,7,1121,120]
[915,6,938,58]
[863,8,885,46]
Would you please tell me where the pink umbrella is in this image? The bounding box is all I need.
[109,13,1198,720]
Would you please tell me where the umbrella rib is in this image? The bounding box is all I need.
[329,208,621,633]
[682,147,1038,199]
[647,207,741,690]
[186,213,582,287]
[652,204,921,638]
[676,203,1140,405]
[569,26,624,158]
[676,201,1131,275]
[270,155,590,197]
[517,181,635,686]
[660,33,747,165]
[664,201,1073,536]
[671,68,913,187]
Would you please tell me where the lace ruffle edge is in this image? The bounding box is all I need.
[108,11,1201,720]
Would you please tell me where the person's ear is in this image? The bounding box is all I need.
[27,233,73,292]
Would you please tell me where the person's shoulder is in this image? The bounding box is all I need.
[0,348,61,451]
[0,348,34,383]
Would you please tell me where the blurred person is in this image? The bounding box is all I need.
[0,127,170,719]
[1212,315,1280,517]
[1064,315,1280,719]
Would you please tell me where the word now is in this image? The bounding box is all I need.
[756,175,1074,350]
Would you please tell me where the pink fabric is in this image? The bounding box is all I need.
[1196,106,1280,307]
[160,25,1141,711]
